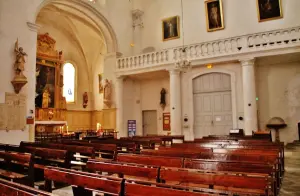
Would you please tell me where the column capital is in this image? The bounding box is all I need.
[239,58,256,66]
[168,68,181,76]
[27,22,41,32]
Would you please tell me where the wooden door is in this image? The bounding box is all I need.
[142,110,158,136]
[193,73,232,138]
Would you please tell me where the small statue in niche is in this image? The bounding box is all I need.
[160,88,166,110]
[83,92,88,108]
[42,88,51,108]
[103,79,112,108]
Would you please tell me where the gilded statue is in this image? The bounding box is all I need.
[42,88,51,108]
[14,39,27,75]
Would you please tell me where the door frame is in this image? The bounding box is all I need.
[142,110,158,136]
[188,69,238,138]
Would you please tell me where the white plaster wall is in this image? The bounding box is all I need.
[256,60,300,144]
[134,0,300,54]
[140,78,170,135]
[0,0,39,144]
[123,77,170,136]
[181,63,244,140]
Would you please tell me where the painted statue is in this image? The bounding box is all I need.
[160,88,166,110]
[83,92,88,108]
[14,39,27,74]
[103,79,112,108]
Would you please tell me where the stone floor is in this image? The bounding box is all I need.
[279,141,300,196]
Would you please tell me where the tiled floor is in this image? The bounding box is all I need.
[279,142,300,196]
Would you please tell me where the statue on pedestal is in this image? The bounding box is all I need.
[11,39,28,94]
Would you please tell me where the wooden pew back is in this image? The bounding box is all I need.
[117,153,183,168]
[44,167,123,195]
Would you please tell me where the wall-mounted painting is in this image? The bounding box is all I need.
[98,74,103,93]
[162,16,180,41]
[35,64,56,108]
[205,0,224,32]
[257,0,283,22]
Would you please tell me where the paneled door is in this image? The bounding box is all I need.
[193,73,233,138]
[142,110,158,136]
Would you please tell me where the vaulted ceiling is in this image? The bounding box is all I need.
[36,3,106,91]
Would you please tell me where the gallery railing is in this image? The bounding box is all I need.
[116,26,300,72]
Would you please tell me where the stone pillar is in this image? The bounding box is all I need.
[116,75,125,138]
[169,69,182,135]
[240,58,258,135]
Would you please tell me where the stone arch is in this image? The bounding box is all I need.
[35,0,118,53]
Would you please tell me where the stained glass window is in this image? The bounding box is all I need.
[63,63,75,103]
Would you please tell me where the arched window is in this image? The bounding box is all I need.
[63,62,75,103]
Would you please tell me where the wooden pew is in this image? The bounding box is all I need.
[0,151,35,187]
[0,178,55,196]
[117,153,183,168]
[159,167,272,196]
[87,159,159,182]
[0,143,21,152]
[20,142,95,167]
[125,180,221,196]
[142,148,212,158]
[21,146,71,170]
[44,166,123,196]
[61,140,118,160]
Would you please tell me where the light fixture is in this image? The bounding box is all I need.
[175,0,191,72]
[206,64,213,69]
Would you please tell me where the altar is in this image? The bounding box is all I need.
[34,33,67,139]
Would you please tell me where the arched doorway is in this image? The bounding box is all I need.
[193,72,233,138]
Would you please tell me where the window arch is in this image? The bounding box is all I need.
[63,62,75,103]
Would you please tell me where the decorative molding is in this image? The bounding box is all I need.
[240,58,256,66]
[27,22,41,32]
[132,9,144,29]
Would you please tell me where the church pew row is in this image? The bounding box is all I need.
[0,151,35,187]
[0,178,56,196]
[86,160,272,196]
[62,139,136,154]
[44,166,260,196]
[116,153,278,195]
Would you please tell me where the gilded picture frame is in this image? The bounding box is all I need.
[162,16,180,41]
[205,0,225,32]
[257,0,283,22]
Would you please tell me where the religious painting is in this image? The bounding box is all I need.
[205,0,224,32]
[98,74,104,93]
[162,16,180,41]
[257,0,282,22]
[35,64,56,108]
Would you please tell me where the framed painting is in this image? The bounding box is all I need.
[162,16,180,41]
[205,0,224,32]
[257,0,283,22]
[35,64,56,108]
[98,74,104,93]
